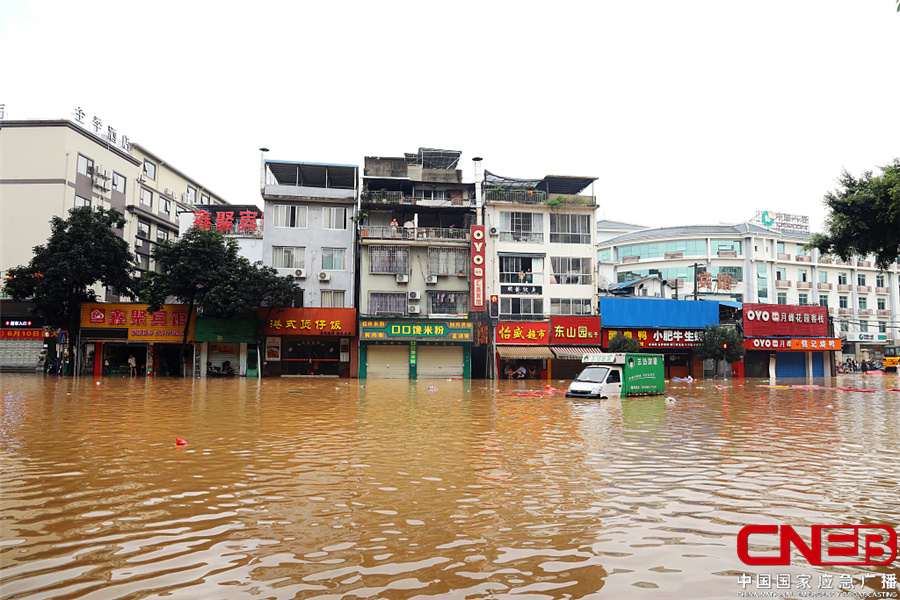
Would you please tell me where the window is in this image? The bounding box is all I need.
[818,270,828,283]
[777,242,785,254]
[500,297,543,316]
[321,290,345,308]
[322,248,345,271]
[428,248,468,276]
[713,240,742,254]
[777,292,787,305]
[75,195,90,208]
[273,246,305,269]
[499,256,544,284]
[106,285,119,298]
[156,229,169,244]
[858,273,866,286]
[137,220,151,239]
[840,322,849,332]
[619,240,706,260]
[859,297,867,310]
[370,292,407,315]
[500,211,543,243]
[876,274,885,288]
[112,172,126,193]
[798,269,807,282]
[137,253,150,270]
[186,187,197,204]
[798,293,808,305]
[414,188,446,201]
[598,248,612,262]
[160,197,171,215]
[757,264,768,300]
[76,154,94,177]
[551,257,591,285]
[776,267,786,281]
[712,266,743,282]
[370,245,408,274]
[878,298,886,310]
[551,298,592,315]
[143,160,156,181]
[428,291,468,315]
[797,244,807,256]
[819,296,828,307]
[860,321,869,333]
[271,204,307,228]
[200,194,210,205]
[839,295,848,308]
[140,187,153,208]
[549,214,590,244]
[879,321,887,333]
[323,207,347,230]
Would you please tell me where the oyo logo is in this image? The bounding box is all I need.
[738,525,897,566]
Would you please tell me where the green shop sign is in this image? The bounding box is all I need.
[360,320,472,342]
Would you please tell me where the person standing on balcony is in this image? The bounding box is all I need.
[390,219,398,237]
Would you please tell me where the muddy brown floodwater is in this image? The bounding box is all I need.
[1,374,899,600]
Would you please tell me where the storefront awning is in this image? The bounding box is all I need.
[497,345,555,359]
[552,346,605,359]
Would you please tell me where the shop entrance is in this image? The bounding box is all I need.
[282,338,341,376]
[103,344,146,376]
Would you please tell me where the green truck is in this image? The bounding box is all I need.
[565,352,665,399]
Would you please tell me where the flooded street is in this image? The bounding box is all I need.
[1,374,899,599]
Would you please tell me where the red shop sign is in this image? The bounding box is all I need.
[743,303,828,337]
[496,321,549,344]
[550,316,601,343]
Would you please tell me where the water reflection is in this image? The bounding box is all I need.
[1,374,898,599]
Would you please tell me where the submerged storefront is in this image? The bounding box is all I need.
[360,320,472,379]
[80,303,196,377]
[194,317,259,378]
[547,316,604,380]
[742,303,840,377]
[495,321,552,380]
[262,308,357,378]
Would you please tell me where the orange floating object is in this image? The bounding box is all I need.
[175,437,188,446]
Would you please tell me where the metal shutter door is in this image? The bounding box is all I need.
[0,338,44,369]
[416,345,463,379]
[775,352,806,377]
[366,345,410,379]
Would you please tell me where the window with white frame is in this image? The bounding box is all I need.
[143,160,156,181]
[75,195,90,208]
[858,273,866,286]
[271,204,308,228]
[818,270,828,283]
[160,197,171,215]
[879,321,887,333]
[322,248,345,271]
[798,293,808,305]
[838,272,848,285]
[500,297,543,316]
[839,295,848,308]
[137,253,150,270]
[140,187,153,208]
[137,220,151,239]
[798,269,807,282]
[428,291,468,315]
[860,321,869,332]
[186,186,197,204]
[877,274,885,287]
[370,292,407,315]
[551,298,592,315]
[500,211,543,243]
[370,245,408,274]
[323,207,347,230]
[428,247,468,276]
[76,154,93,176]
[549,214,590,244]
[272,246,305,269]
[859,297,867,310]
[819,296,828,307]
[200,193,210,205]
[321,290,345,308]
[414,188,446,201]
[551,257,591,285]
[112,172,126,193]
[878,298,886,310]
[499,255,544,284]
[156,229,169,244]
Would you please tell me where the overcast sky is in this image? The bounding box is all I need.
[2,1,898,232]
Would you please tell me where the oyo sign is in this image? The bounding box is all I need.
[742,303,828,338]
[470,225,485,311]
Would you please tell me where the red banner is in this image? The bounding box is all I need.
[743,303,828,337]
[262,308,356,336]
[550,316,601,343]
[0,329,45,339]
[744,337,842,351]
[470,225,486,311]
[496,321,550,344]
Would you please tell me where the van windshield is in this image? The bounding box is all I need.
[574,366,609,383]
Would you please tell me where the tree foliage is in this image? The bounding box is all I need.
[607,334,643,354]
[695,324,746,363]
[139,227,298,372]
[4,207,136,357]
[808,159,900,270]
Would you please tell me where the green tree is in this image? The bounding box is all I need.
[807,159,900,270]
[607,334,643,353]
[696,324,746,377]
[4,207,136,368]
[139,227,297,374]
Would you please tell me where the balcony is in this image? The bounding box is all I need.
[361,190,473,208]
[796,255,812,263]
[838,308,854,315]
[818,257,832,264]
[835,259,851,266]
[665,252,684,259]
[838,284,853,291]
[621,255,641,264]
[858,309,873,316]
[359,225,469,244]
[484,189,547,204]
[817,282,833,291]
[876,286,890,294]
[717,250,737,258]
[858,260,871,268]
[878,309,892,317]
[857,285,872,293]
[775,279,792,288]
[796,281,813,289]
[828,307,837,315]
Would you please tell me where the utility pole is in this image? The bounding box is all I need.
[693,262,700,301]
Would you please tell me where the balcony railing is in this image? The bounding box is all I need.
[835,259,851,266]
[665,252,684,259]
[876,286,890,294]
[775,280,792,288]
[484,189,547,204]
[777,253,791,261]
[838,284,853,291]
[361,191,473,207]
[621,255,641,264]
[838,308,854,315]
[857,285,872,293]
[359,225,469,242]
[858,260,871,268]
[796,255,812,262]
[818,257,832,264]
[796,281,813,289]
[858,309,873,316]
[817,282,833,291]
[877,309,892,316]
[717,250,737,257]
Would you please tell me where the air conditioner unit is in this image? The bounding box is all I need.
[408,291,421,300]
[182,193,190,203]
[489,227,499,236]
[396,274,409,283]
[425,275,438,284]
[293,268,307,279]
[135,239,143,248]
[165,188,176,198]
[318,272,331,282]
[93,176,104,187]
[408,305,421,314]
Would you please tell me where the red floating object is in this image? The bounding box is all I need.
[175,437,188,446]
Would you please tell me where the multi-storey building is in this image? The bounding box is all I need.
[357,148,478,379]
[598,221,900,359]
